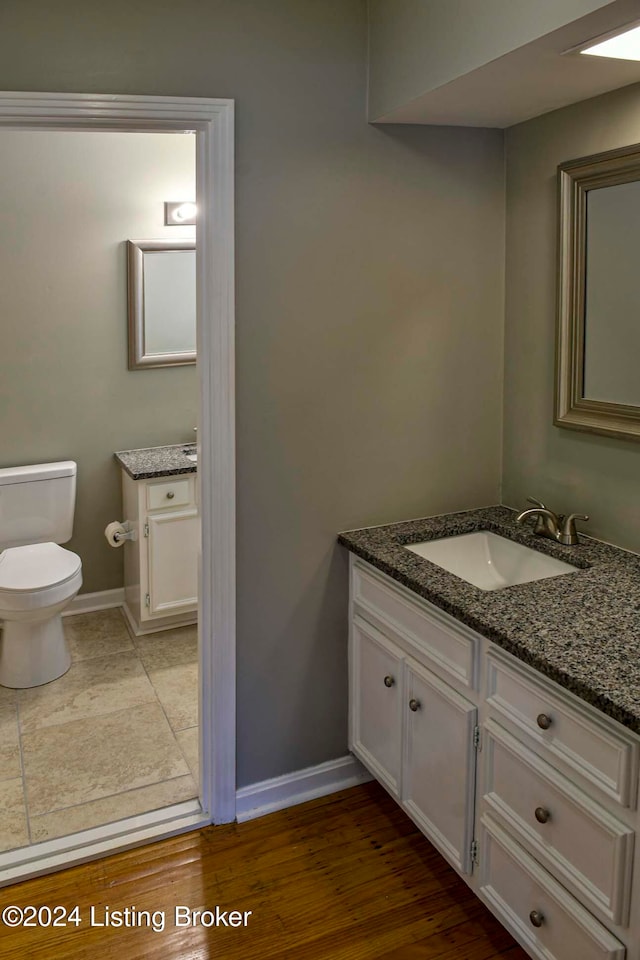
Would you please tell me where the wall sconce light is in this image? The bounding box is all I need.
[164,201,197,225]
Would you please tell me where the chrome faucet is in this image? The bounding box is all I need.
[515,497,589,546]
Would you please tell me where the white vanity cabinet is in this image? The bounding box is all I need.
[349,565,478,876]
[479,817,627,960]
[121,470,199,635]
[350,618,403,798]
[348,555,640,960]
[402,656,477,874]
[479,649,637,960]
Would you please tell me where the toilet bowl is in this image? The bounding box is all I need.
[0,542,82,688]
[0,460,82,688]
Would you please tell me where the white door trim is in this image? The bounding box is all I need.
[0,91,236,882]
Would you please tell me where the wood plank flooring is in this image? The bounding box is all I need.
[0,782,528,959]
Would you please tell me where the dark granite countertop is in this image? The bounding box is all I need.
[115,443,197,480]
[339,506,640,734]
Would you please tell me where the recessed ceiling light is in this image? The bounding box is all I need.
[580,22,640,61]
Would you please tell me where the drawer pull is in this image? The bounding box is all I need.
[534,806,551,824]
[383,675,395,688]
[536,713,553,730]
[529,910,545,928]
[409,698,421,712]
[166,491,175,499]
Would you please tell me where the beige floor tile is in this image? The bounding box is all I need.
[64,608,134,662]
[149,662,198,732]
[0,778,29,852]
[0,699,21,782]
[175,726,199,782]
[0,683,17,706]
[23,702,189,817]
[30,774,198,843]
[18,652,157,733]
[134,625,197,670]
[0,747,21,783]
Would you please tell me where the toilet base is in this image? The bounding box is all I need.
[0,614,72,688]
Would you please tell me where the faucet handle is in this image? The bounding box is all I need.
[527,496,547,510]
[559,513,589,545]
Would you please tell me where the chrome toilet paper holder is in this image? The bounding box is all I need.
[114,524,135,543]
[105,520,137,547]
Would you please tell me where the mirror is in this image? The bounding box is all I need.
[127,238,196,369]
[556,143,640,441]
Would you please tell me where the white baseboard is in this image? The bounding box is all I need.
[64,588,125,616]
[235,754,373,823]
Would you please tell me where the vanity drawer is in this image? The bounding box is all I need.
[351,561,477,689]
[483,720,634,925]
[479,816,626,960]
[147,478,193,511]
[486,651,639,808]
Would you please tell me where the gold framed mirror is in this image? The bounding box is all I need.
[556,142,640,441]
[127,238,196,370]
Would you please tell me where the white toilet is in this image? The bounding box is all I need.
[0,461,82,688]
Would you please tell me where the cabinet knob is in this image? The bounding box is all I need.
[536,713,552,730]
[534,806,551,824]
[529,910,544,929]
[383,675,395,688]
[409,698,420,712]
[166,491,175,499]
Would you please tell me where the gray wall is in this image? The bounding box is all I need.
[504,81,640,553]
[0,0,506,787]
[0,130,197,594]
[367,0,613,120]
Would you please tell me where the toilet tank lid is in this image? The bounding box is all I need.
[0,461,76,486]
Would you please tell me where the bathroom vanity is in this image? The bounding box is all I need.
[115,444,198,635]
[339,507,640,960]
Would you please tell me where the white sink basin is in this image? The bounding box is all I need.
[405,531,579,591]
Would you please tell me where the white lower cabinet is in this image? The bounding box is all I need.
[147,508,199,617]
[121,470,199,634]
[480,817,626,960]
[351,617,403,798]
[403,658,477,874]
[482,719,634,925]
[348,556,640,960]
[350,613,477,875]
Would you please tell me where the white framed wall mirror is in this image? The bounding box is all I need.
[556,143,640,441]
[127,238,196,369]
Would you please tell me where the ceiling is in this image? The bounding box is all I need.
[374,0,640,128]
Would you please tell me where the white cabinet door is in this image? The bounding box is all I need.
[350,617,403,798]
[403,657,477,874]
[147,508,199,617]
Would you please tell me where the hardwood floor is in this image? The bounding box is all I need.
[0,782,528,959]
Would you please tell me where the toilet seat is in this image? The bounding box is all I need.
[0,542,81,592]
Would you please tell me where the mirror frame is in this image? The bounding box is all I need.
[127,238,196,370]
[556,142,640,441]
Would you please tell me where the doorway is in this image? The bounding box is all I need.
[0,92,235,885]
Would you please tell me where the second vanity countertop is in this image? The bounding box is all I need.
[339,505,640,734]
[115,443,197,480]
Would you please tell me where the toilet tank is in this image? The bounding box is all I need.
[0,461,77,549]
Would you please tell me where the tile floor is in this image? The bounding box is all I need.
[0,608,199,854]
